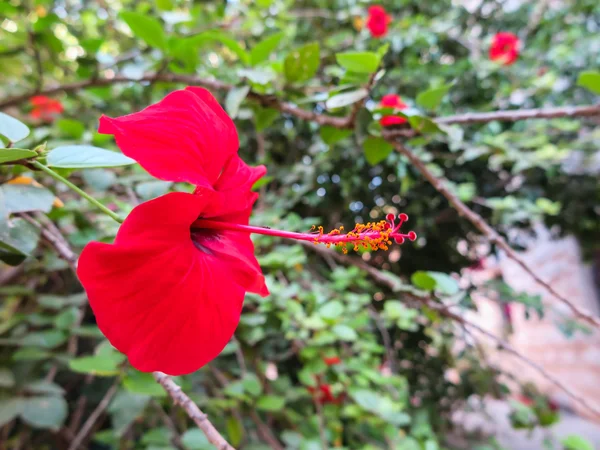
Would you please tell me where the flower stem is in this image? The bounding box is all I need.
[32,161,123,224]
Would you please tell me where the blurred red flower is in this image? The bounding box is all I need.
[379,94,408,126]
[366,6,391,38]
[30,95,63,121]
[324,356,342,366]
[489,32,520,66]
[308,383,344,405]
[78,87,268,376]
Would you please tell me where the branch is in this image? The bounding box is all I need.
[384,103,600,138]
[153,371,235,450]
[68,377,120,450]
[0,73,348,128]
[384,137,600,330]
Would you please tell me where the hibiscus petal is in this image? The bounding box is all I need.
[98,88,238,186]
[195,155,267,218]
[78,192,265,375]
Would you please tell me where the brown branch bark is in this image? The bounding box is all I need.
[384,137,600,329]
[153,371,235,450]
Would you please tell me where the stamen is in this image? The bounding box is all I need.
[192,212,416,255]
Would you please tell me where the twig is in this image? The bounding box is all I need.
[313,396,328,450]
[384,138,600,329]
[248,410,284,450]
[153,400,185,450]
[67,377,120,450]
[231,336,247,377]
[368,306,397,373]
[153,371,235,450]
[383,103,600,138]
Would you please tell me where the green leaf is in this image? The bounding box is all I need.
[20,396,67,430]
[363,137,393,165]
[284,42,320,83]
[0,148,36,164]
[180,31,249,64]
[241,373,262,397]
[226,416,244,447]
[0,217,40,266]
[56,118,85,139]
[69,352,125,376]
[23,380,65,396]
[320,126,352,145]
[319,301,344,320]
[257,395,285,412]
[326,88,368,110]
[20,330,67,348]
[12,347,51,361]
[426,272,459,295]
[562,435,594,450]
[332,324,358,341]
[54,307,80,329]
[182,429,212,450]
[123,371,166,397]
[336,51,380,73]
[47,145,136,169]
[251,176,272,191]
[0,184,56,214]
[0,398,24,426]
[155,0,173,11]
[119,11,167,51]
[225,86,251,119]
[250,31,285,66]
[411,271,437,291]
[254,107,279,131]
[577,71,600,94]
[108,390,150,436]
[416,83,452,110]
[0,113,29,143]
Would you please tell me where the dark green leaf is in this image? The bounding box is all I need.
[284,42,320,83]
[226,416,244,447]
[56,119,85,139]
[69,353,125,376]
[123,371,166,397]
[320,126,352,145]
[416,84,452,110]
[363,137,393,165]
[0,218,41,266]
[250,32,285,66]
[20,396,67,430]
[119,11,167,51]
[0,398,24,426]
[0,148,36,164]
[108,390,150,436]
[411,271,437,291]
[336,51,380,73]
[182,429,212,450]
[257,395,285,411]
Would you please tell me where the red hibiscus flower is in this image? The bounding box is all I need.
[78,87,417,376]
[489,32,520,66]
[323,356,342,366]
[379,94,408,127]
[366,6,391,38]
[30,95,63,121]
[78,87,269,376]
[308,383,345,405]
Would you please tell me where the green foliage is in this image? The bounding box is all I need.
[1,0,599,448]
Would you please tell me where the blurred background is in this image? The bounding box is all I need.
[0,0,599,449]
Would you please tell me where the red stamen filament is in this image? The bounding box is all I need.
[192,214,416,254]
